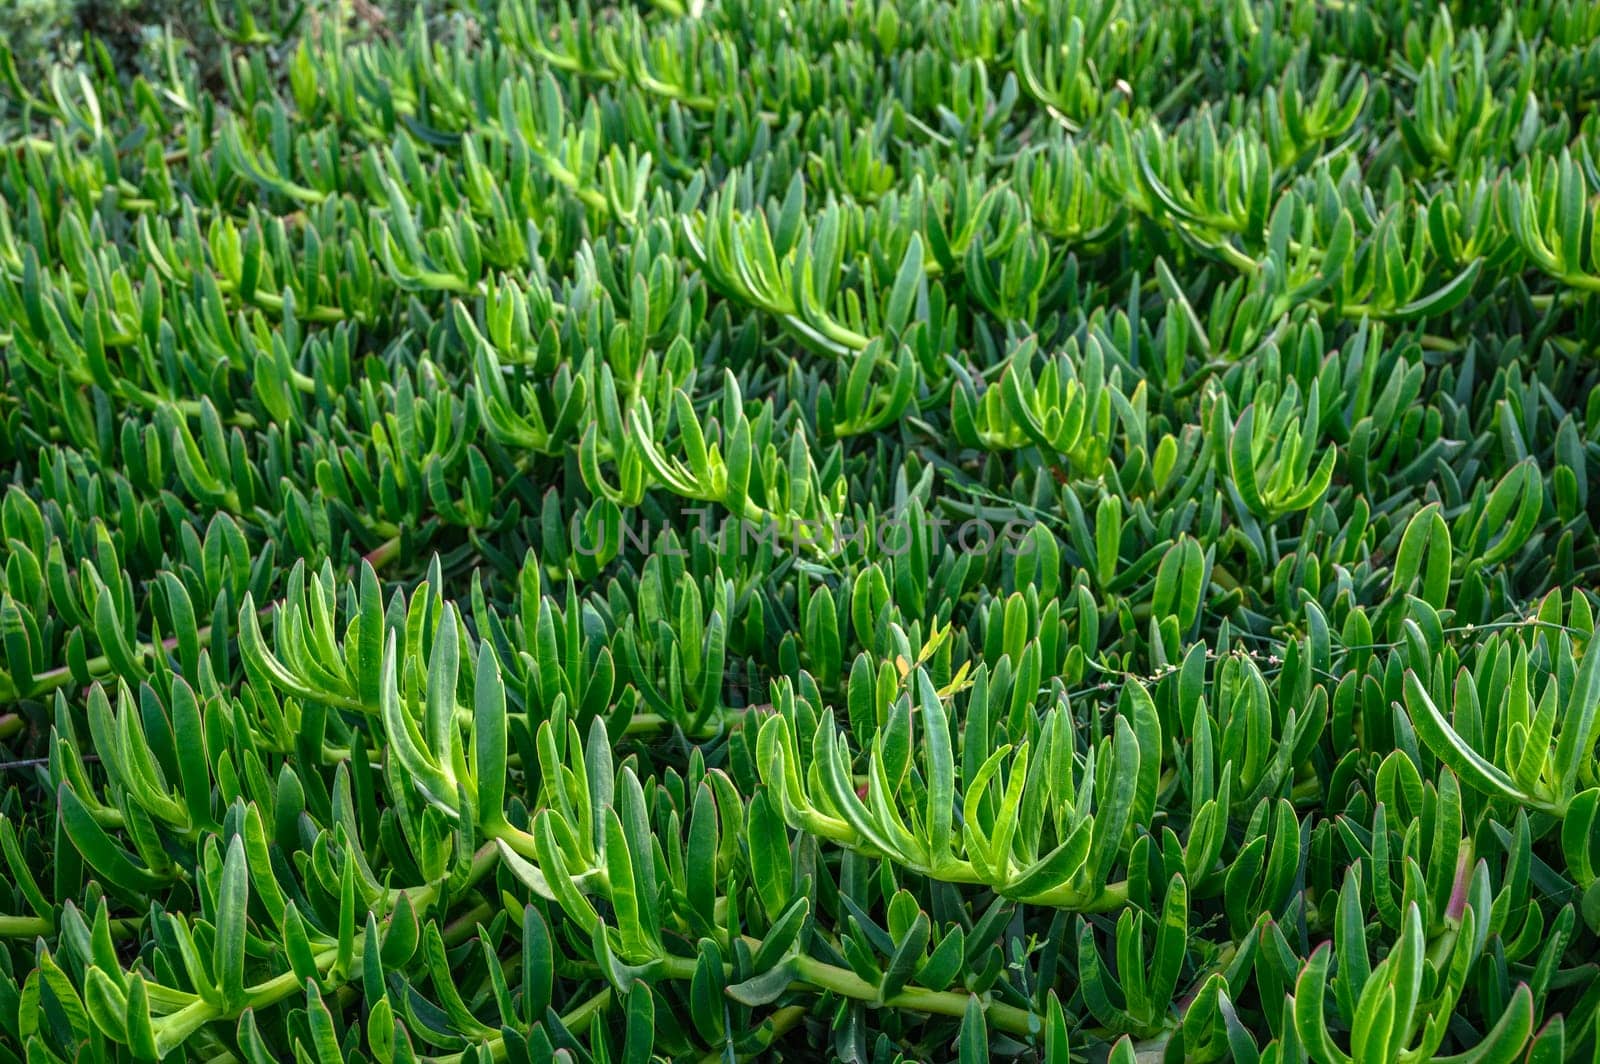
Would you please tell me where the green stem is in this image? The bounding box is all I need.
[1554,270,1600,293]
[440,917,1042,1064]
[713,1004,807,1061]
[441,900,499,948]
[671,944,1041,1036]
[789,952,1038,1035]
[621,707,755,740]
[0,914,141,939]
[212,276,356,324]
[1020,878,1130,912]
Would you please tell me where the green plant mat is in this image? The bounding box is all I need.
[2,0,1600,1061]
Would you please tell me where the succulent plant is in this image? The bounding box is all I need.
[2,0,1600,1061]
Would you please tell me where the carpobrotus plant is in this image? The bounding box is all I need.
[2,0,1600,1061]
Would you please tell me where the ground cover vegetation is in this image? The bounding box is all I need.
[2,0,1600,1060]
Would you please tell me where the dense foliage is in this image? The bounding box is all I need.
[2,0,1600,1060]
